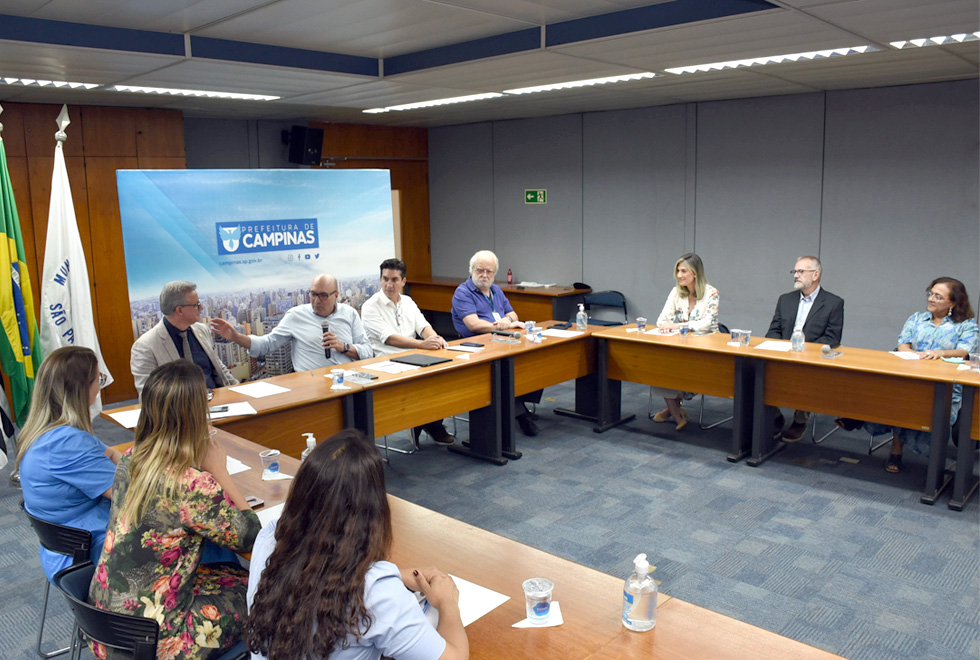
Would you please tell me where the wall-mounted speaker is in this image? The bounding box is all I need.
[287,125,324,165]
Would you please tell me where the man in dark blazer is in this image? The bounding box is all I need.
[131,280,238,396]
[766,256,844,441]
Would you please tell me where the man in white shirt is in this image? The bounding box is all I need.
[211,273,372,372]
[361,259,454,447]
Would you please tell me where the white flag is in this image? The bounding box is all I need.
[39,105,113,416]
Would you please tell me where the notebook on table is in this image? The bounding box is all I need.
[390,354,453,367]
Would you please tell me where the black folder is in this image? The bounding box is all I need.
[390,354,452,367]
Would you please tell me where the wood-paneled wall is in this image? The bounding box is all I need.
[2,102,185,404]
[310,123,431,279]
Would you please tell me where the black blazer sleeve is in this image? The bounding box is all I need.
[766,294,790,339]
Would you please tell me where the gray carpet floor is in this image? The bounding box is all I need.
[2,381,977,660]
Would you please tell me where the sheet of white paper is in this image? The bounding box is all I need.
[363,361,420,374]
[228,381,291,398]
[451,574,510,626]
[209,402,258,419]
[517,282,556,288]
[541,329,584,338]
[107,408,142,429]
[513,601,564,628]
[225,456,250,475]
[755,340,793,352]
[644,328,675,336]
[447,345,484,353]
[261,470,293,481]
[256,503,285,528]
[625,327,639,333]
[889,351,920,360]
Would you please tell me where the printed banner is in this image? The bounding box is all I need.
[117,169,395,381]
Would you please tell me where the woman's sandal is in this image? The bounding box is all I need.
[885,453,903,473]
[652,408,672,423]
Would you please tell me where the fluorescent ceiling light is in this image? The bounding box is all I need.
[111,85,279,101]
[504,72,657,95]
[665,46,878,75]
[890,32,980,49]
[2,77,99,89]
[363,92,503,114]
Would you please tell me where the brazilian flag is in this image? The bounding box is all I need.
[0,124,42,425]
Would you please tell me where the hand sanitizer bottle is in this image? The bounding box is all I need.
[622,553,657,631]
[301,433,317,462]
[575,303,588,330]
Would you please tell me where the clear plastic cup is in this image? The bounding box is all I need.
[259,449,281,477]
[636,317,647,332]
[522,578,554,624]
[728,329,742,346]
[970,352,980,372]
[741,329,752,347]
[331,368,344,387]
[679,323,690,336]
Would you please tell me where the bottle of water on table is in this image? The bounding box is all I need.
[622,553,657,631]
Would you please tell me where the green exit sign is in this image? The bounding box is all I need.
[525,189,547,204]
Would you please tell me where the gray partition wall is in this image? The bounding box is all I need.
[428,79,979,349]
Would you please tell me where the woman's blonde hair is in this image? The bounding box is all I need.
[121,360,211,525]
[674,253,709,300]
[15,346,98,476]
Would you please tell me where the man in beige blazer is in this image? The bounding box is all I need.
[131,281,238,396]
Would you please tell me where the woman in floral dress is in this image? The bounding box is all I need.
[90,360,261,659]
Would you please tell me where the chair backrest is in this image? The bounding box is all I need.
[583,290,628,324]
[54,562,160,660]
[718,322,730,334]
[20,501,92,565]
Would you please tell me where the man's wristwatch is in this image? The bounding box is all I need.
[343,342,350,354]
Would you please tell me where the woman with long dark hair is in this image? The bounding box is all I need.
[246,429,468,660]
[90,360,260,659]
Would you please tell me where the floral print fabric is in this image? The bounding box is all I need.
[89,454,260,660]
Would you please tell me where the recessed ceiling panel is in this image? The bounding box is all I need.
[193,0,535,59]
[13,0,274,33]
[805,0,980,43]
[552,9,865,71]
[435,0,663,25]
[128,59,373,96]
[0,40,181,83]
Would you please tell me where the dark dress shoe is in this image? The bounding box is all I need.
[772,413,785,441]
[425,422,455,446]
[782,421,807,442]
[517,412,540,436]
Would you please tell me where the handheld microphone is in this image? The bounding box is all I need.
[491,330,520,339]
[322,319,331,359]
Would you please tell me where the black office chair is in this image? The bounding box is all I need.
[583,290,628,326]
[20,502,92,659]
[54,561,249,660]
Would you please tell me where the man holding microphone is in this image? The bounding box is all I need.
[211,273,372,371]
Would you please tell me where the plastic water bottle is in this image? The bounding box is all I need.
[791,328,805,352]
[622,553,657,631]
[507,268,513,284]
[575,303,588,331]
[301,433,317,462]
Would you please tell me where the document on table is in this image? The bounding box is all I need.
[256,503,284,527]
[755,340,793,352]
[645,328,676,336]
[228,381,291,398]
[890,351,920,360]
[209,402,258,419]
[420,575,510,628]
[107,408,142,429]
[226,456,250,475]
[517,281,556,288]
[541,328,584,338]
[363,360,420,374]
[448,345,484,353]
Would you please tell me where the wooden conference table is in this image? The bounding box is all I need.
[108,324,600,465]
[948,374,980,511]
[592,325,973,505]
[204,429,846,660]
[407,276,589,324]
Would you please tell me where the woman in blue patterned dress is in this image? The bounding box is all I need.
[858,278,978,473]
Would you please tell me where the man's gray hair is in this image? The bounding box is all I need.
[469,250,499,275]
[160,281,197,316]
[798,255,822,277]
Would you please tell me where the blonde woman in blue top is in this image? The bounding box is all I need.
[857,277,978,472]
